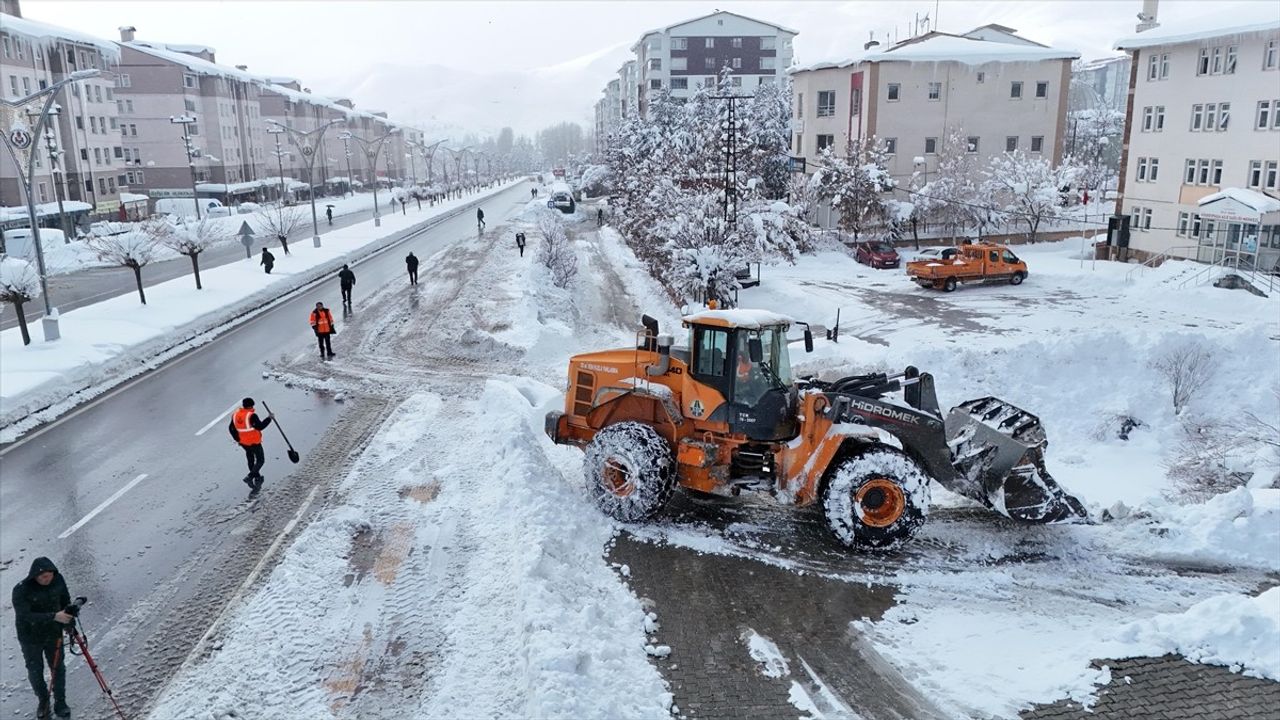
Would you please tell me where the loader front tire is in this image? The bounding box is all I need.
[585,422,675,523]
[823,447,930,551]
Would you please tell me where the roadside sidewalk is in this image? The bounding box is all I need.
[0,181,521,440]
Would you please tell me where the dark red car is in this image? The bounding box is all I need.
[854,241,901,269]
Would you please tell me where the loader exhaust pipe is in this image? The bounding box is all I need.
[646,334,672,376]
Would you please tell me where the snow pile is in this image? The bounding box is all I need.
[1103,587,1280,681]
[743,629,790,678]
[1109,488,1280,571]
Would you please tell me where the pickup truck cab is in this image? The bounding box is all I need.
[906,243,1027,292]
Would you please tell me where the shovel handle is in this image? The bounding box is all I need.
[259,401,296,452]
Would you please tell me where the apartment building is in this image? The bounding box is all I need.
[1,7,123,223]
[1072,55,1131,110]
[632,11,796,114]
[1114,5,1280,270]
[790,27,1076,187]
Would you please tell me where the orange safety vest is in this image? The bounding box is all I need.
[310,309,333,334]
[233,407,262,445]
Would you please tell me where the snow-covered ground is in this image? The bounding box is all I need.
[143,220,1278,719]
[0,183,519,439]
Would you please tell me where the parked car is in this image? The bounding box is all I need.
[907,243,1028,292]
[854,241,901,269]
[547,181,576,214]
[913,247,960,262]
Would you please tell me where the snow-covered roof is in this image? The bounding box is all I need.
[0,12,121,62]
[119,192,149,203]
[125,41,257,82]
[683,308,795,329]
[1197,188,1280,221]
[1115,4,1280,50]
[793,31,1077,72]
[1076,55,1130,72]
[0,200,93,222]
[640,10,799,40]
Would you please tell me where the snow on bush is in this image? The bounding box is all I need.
[1102,586,1280,680]
[536,209,578,288]
[578,164,613,197]
[1150,340,1217,415]
[158,217,231,290]
[0,255,41,302]
[84,225,163,304]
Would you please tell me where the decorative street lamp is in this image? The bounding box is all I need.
[266,124,290,207]
[340,127,400,227]
[420,138,447,189]
[265,117,344,247]
[340,133,356,198]
[168,114,202,219]
[404,141,420,189]
[1,68,101,341]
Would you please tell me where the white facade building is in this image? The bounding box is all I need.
[1114,5,1280,270]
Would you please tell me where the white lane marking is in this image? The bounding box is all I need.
[195,403,238,436]
[178,484,320,671]
[58,473,150,539]
[292,351,309,364]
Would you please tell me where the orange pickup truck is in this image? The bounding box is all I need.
[906,243,1028,292]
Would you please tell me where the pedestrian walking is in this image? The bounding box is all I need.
[326,206,334,226]
[12,557,73,719]
[338,264,356,307]
[515,231,526,258]
[531,188,537,199]
[261,247,275,274]
[477,207,486,231]
[310,302,337,359]
[406,252,419,285]
[229,397,274,490]
[597,207,605,227]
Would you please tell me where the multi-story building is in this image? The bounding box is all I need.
[1,3,123,225]
[1114,4,1280,269]
[790,27,1076,187]
[629,10,796,115]
[618,60,638,121]
[1072,55,1131,111]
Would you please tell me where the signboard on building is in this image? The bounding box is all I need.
[95,199,121,215]
[1198,197,1264,224]
[148,188,195,199]
[788,156,807,174]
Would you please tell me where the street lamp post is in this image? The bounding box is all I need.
[1,68,101,341]
[420,139,447,190]
[169,115,202,219]
[267,125,289,206]
[340,134,356,198]
[405,141,420,189]
[340,128,400,227]
[25,103,71,241]
[265,117,344,247]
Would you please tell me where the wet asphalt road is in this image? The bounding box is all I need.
[0,183,530,717]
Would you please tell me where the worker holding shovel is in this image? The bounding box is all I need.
[226,398,301,494]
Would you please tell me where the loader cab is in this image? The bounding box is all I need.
[684,311,799,442]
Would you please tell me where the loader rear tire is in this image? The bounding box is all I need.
[585,422,675,523]
[822,447,930,551]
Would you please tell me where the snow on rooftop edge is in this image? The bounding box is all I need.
[793,32,1077,72]
[1198,188,1280,214]
[683,308,796,328]
[0,12,120,61]
[1115,5,1280,50]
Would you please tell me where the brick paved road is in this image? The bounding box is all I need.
[1023,655,1280,720]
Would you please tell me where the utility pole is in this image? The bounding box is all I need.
[26,104,71,241]
[267,124,289,231]
[710,94,752,228]
[170,115,202,218]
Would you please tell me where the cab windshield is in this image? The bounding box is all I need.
[733,326,792,406]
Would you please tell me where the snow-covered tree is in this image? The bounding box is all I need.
[809,137,895,239]
[919,127,986,241]
[254,205,306,256]
[986,151,1080,243]
[578,164,613,197]
[536,209,578,288]
[741,76,793,199]
[0,255,41,345]
[157,217,229,290]
[85,226,162,305]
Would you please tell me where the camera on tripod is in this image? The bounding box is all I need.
[64,596,88,618]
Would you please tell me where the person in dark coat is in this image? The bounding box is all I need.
[325,206,334,226]
[515,232,526,258]
[476,207,485,231]
[12,557,73,718]
[338,264,356,307]
[405,252,419,286]
[597,207,605,227]
[261,247,275,274]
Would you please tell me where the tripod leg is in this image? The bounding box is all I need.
[69,629,129,720]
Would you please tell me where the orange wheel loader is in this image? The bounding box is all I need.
[546,311,1087,550]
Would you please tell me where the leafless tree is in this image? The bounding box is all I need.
[156,217,229,290]
[0,255,42,345]
[1151,342,1217,415]
[536,210,578,288]
[85,225,162,304]
[254,205,306,255]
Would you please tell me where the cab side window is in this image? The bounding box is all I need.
[989,251,999,263]
[1002,250,1019,264]
[694,327,728,377]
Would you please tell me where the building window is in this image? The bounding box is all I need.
[647,38,661,52]
[1137,157,1148,181]
[1225,45,1238,74]
[704,57,716,70]
[1149,157,1160,181]
[1184,158,1196,183]
[648,58,661,71]
[1005,136,1018,152]
[1266,161,1277,188]
[796,92,803,118]
[1143,208,1152,230]
[1,37,9,59]
[94,147,102,164]
[1010,81,1022,99]
[1159,53,1170,79]
[976,71,985,83]
[925,137,937,154]
[1030,136,1043,153]
[705,38,714,48]
[190,122,199,136]
[1248,160,1263,188]
[183,74,197,89]
[816,134,835,152]
[1266,39,1279,70]
[731,57,742,69]
[671,37,688,51]
[98,177,107,195]
[1148,55,1158,80]
[671,77,688,90]
[1211,160,1223,185]
[1177,212,1189,236]
[1143,106,1155,131]
[650,79,662,90]
[117,73,131,88]
[966,136,979,153]
[1035,81,1048,98]
[1219,102,1230,130]
[7,75,16,96]
[21,77,30,95]
[1197,159,1210,184]
[761,36,776,51]
[760,56,776,71]
[884,137,896,155]
[794,133,802,154]
[1205,103,1217,130]
[817,90,836,117]
[80,148,88,161]
[887,83,900,101]
[184,98,197,112]
[1257,100,1275,129]
[38,181,47,201]
[731,37,743,49]
[928,82,941,100]
[670,57,687,71]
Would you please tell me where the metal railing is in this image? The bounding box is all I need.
[1123,245,1201,283]
[1178,254,1277,294]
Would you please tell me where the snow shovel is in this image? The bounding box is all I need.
[260,401,301,464]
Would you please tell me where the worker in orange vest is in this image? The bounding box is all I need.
[310,301,336,359]
[227,397,273,491]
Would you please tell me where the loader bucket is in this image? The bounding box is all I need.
[943,397,1088,523]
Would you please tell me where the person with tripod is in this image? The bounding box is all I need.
[12,557,72,718]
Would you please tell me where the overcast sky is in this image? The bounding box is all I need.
[17,0,1263,137]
